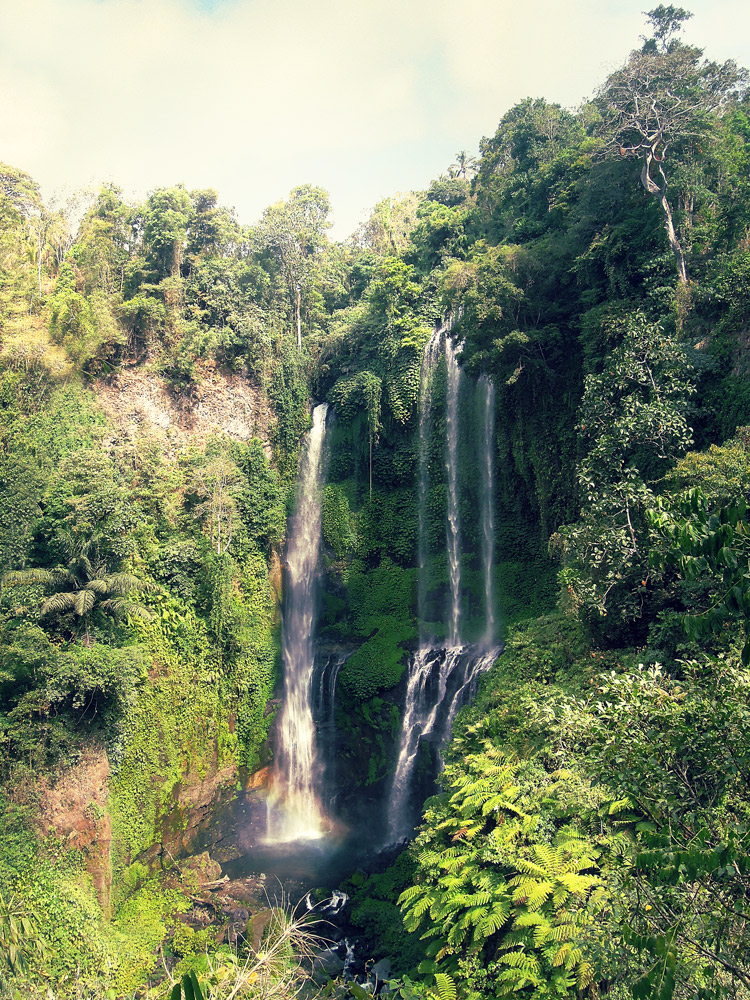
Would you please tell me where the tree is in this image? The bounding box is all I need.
[3,555,150,645]
[190,455,243,555]
[353,193,420,256]
[0,163,44,317]
[554,312,695,633]
[142,185,194,282]
[596,6,746,284]
[259,185,331,349]
[449,150,477,179]
[74,184,133,296]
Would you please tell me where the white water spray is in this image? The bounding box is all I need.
[417,325,443,643]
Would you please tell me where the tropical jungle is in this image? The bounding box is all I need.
[1,7,750,999]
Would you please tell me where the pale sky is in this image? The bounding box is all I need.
[1,0,748,239]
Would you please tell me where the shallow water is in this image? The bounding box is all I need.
[222,833,376,887]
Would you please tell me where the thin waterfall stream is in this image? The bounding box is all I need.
[480,376,496,647]
[417,325,443,643]
[445,334,463,648]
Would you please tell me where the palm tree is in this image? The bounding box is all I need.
[450,150,477,180]
[4,551,150,644]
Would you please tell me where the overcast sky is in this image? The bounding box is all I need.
[1,0,748,239]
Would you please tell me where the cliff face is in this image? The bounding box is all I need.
[35,746,112,915]
[94,366,276,455]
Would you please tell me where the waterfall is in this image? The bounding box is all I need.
[479,376,496,646]
[444,335,463,648]
[386,327,501,844]
[314,652,346,808]
[417,325,443,644]
[267,403,329,842]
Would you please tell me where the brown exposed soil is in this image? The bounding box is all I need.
[94,365,276,453]
[35,746,113,915]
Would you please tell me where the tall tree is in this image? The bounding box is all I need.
[596,6,746,284]
[260,185,331,350]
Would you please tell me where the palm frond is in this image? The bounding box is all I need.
[100,598,151,620]
[74,589,96,617]
[4,567,72,588]
[41,592,76,616]
[104,573,151,595]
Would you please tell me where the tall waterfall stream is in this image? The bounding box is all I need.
[266,402,330,843]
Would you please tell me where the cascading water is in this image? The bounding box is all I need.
[444,335,463,648]
[417,325,443,643]
[267,403,329,842]
[387,327,501,844]
[479,376,496,647]
[314,653,347,809]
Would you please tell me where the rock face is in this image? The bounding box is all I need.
[157,762,240,863]
[36,747,112,916]
[95,366,275,453]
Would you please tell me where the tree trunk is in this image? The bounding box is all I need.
[640,150,688,285]
[296,284,302,351]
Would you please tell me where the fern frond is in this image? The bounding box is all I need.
[553,942,573,967]
[557,872,599,897]
[409,894,435,920]
[513,858,547,879]
[398,885,426,906]
[477,904,509,937]
[497,950,542,977]
[577,961,594,988]
[512,878,553,911]
[433,973,456,1000]
[513,911,546,929]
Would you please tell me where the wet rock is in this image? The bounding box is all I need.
[226,914,249,945]
[314,946,345,979]
[248,908,274,951]
[180,851,223,886]
[370,958,392,984]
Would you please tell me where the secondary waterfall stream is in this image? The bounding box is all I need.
[387,325,500,843]
[480,376,496,646]
[445,334,463,647]
[267,402,329,842]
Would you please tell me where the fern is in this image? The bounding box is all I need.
[399,747,605,999]
[433,973,456,1000]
